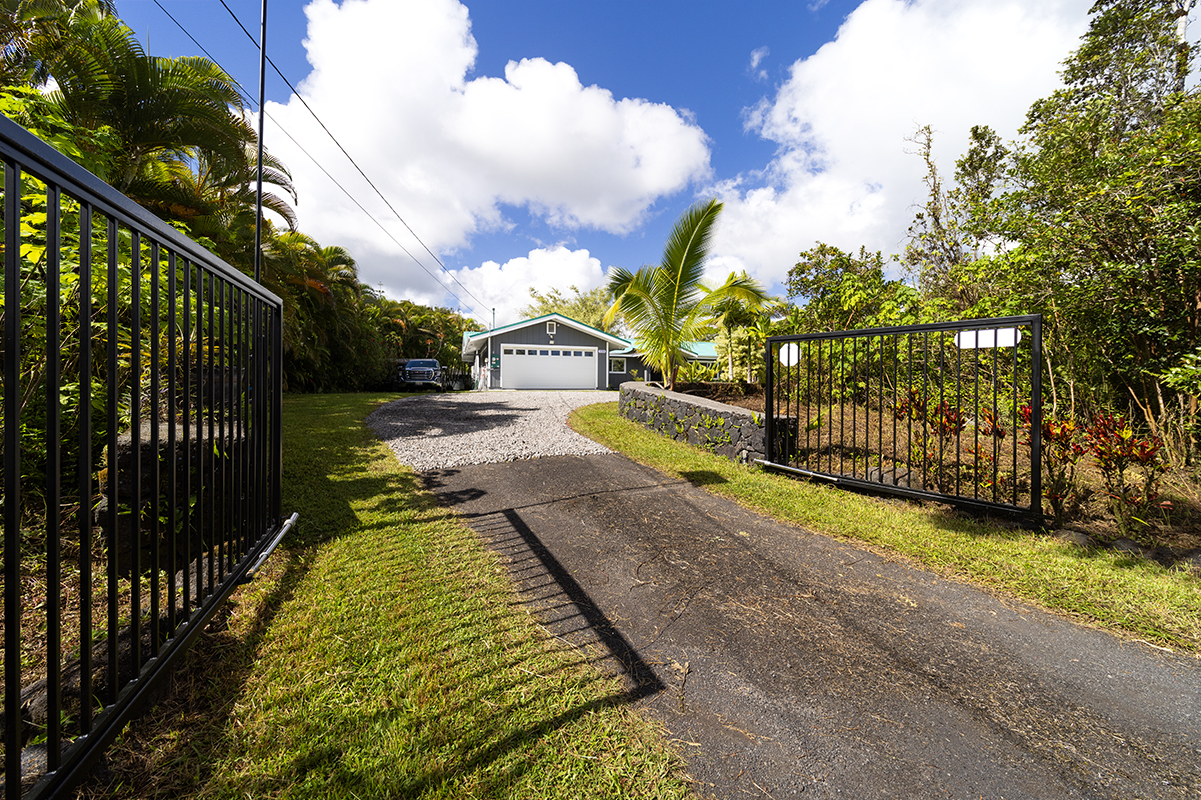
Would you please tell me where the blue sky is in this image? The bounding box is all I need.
[115,0,1118,327]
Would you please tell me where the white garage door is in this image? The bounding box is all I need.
[501,345,597,389]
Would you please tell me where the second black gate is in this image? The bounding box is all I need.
[762,316,1042,521]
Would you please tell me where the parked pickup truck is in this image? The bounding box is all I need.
[400,358,442,388]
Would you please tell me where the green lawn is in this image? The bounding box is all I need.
[89,393,694,800]
[89,393,1199,799]
[569,402,1201,653]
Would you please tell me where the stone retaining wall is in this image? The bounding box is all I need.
[619,382,765,465]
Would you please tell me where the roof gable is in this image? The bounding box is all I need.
[462,312,631,357]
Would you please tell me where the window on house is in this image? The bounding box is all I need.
[515,349,526,355]
[503,349,513,355]
[609,358,626,373]
[547,321,557,335]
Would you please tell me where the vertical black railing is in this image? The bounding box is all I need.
[1,114,290,798]
[764,316,1042,521]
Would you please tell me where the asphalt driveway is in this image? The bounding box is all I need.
[380,393,1201,799]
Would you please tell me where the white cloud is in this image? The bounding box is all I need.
[442,246,611,328]
[263,0,710,320]
[711,0,1094,290]
[257,0,1124,327]
[749,46,770,81]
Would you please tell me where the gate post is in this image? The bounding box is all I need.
[1030,314,1043,525]
[765,339,775,464]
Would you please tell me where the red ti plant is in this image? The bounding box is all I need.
[978,408,1006,440]
[1083,412,1167,539]
[1019,406,1085,526]
[967,408,1009,498]
[894,387,967,492]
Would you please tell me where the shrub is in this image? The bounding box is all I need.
[893,387,967,492]
[1083,412,1168,540]
[1020,406,1086,527]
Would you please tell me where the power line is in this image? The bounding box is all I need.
[148,0,489,322]
[268,117,471,309]
[213,0,490,313]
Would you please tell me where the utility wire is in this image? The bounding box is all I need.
[149,0,489,322]
[269,117,462,305]
[214,0,489,312]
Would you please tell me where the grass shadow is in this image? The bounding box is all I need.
[679,469,729,487]
[75,393,418,797]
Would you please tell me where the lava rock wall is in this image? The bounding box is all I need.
[619,382,766,465]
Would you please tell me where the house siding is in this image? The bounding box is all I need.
[470,320,618,389]
[608,356,661,389]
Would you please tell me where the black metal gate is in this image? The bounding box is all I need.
[763,316,1042,521]
[2,115,292,797]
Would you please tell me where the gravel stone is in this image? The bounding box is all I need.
[366,390,614,471]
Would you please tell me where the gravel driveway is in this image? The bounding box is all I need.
[366,390,614,471]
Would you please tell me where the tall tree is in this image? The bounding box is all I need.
[1056,0,1194,137]
[902,125,1008,316]
[3,2,296,261]
[520,284,619,333]
[787,242,919,333]
[32,5,259,201]
[978,0,1201,455]
[605,199,768,390]
[0,0,115,86]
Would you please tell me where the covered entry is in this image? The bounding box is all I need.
[501,345,597,389]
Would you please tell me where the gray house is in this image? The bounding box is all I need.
[461,313,630,390]
[461,313,719,390]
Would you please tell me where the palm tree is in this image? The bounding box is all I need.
[140,143,298,264]
[605,199,768,390]
[38,7,254,195]
[744,309,782,383]
[709,271,776,381]
[0,0,115,86]
[7,2,298,277]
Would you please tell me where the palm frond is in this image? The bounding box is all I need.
[606,199,728,388]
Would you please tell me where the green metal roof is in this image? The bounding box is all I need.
[610,341,718,360]
[683,341,718,359]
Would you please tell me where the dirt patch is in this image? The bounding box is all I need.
[672,381,766,413]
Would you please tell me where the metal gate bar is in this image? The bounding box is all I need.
[762,316,1042,521]
[2,114,288,798]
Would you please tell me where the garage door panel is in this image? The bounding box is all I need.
[501,346,596,389]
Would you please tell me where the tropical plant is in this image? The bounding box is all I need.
[786,242,920,334]
[1084,411,1169,539]
[521,284,619,333]
[958,0,1199,455]
[143,144,298,268]
[708,272,776,380]
[1020,405,1086,526]
[0,0,115,86]
[604,199,768,390]
[1,0,470,404]
[676,359,720,383]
